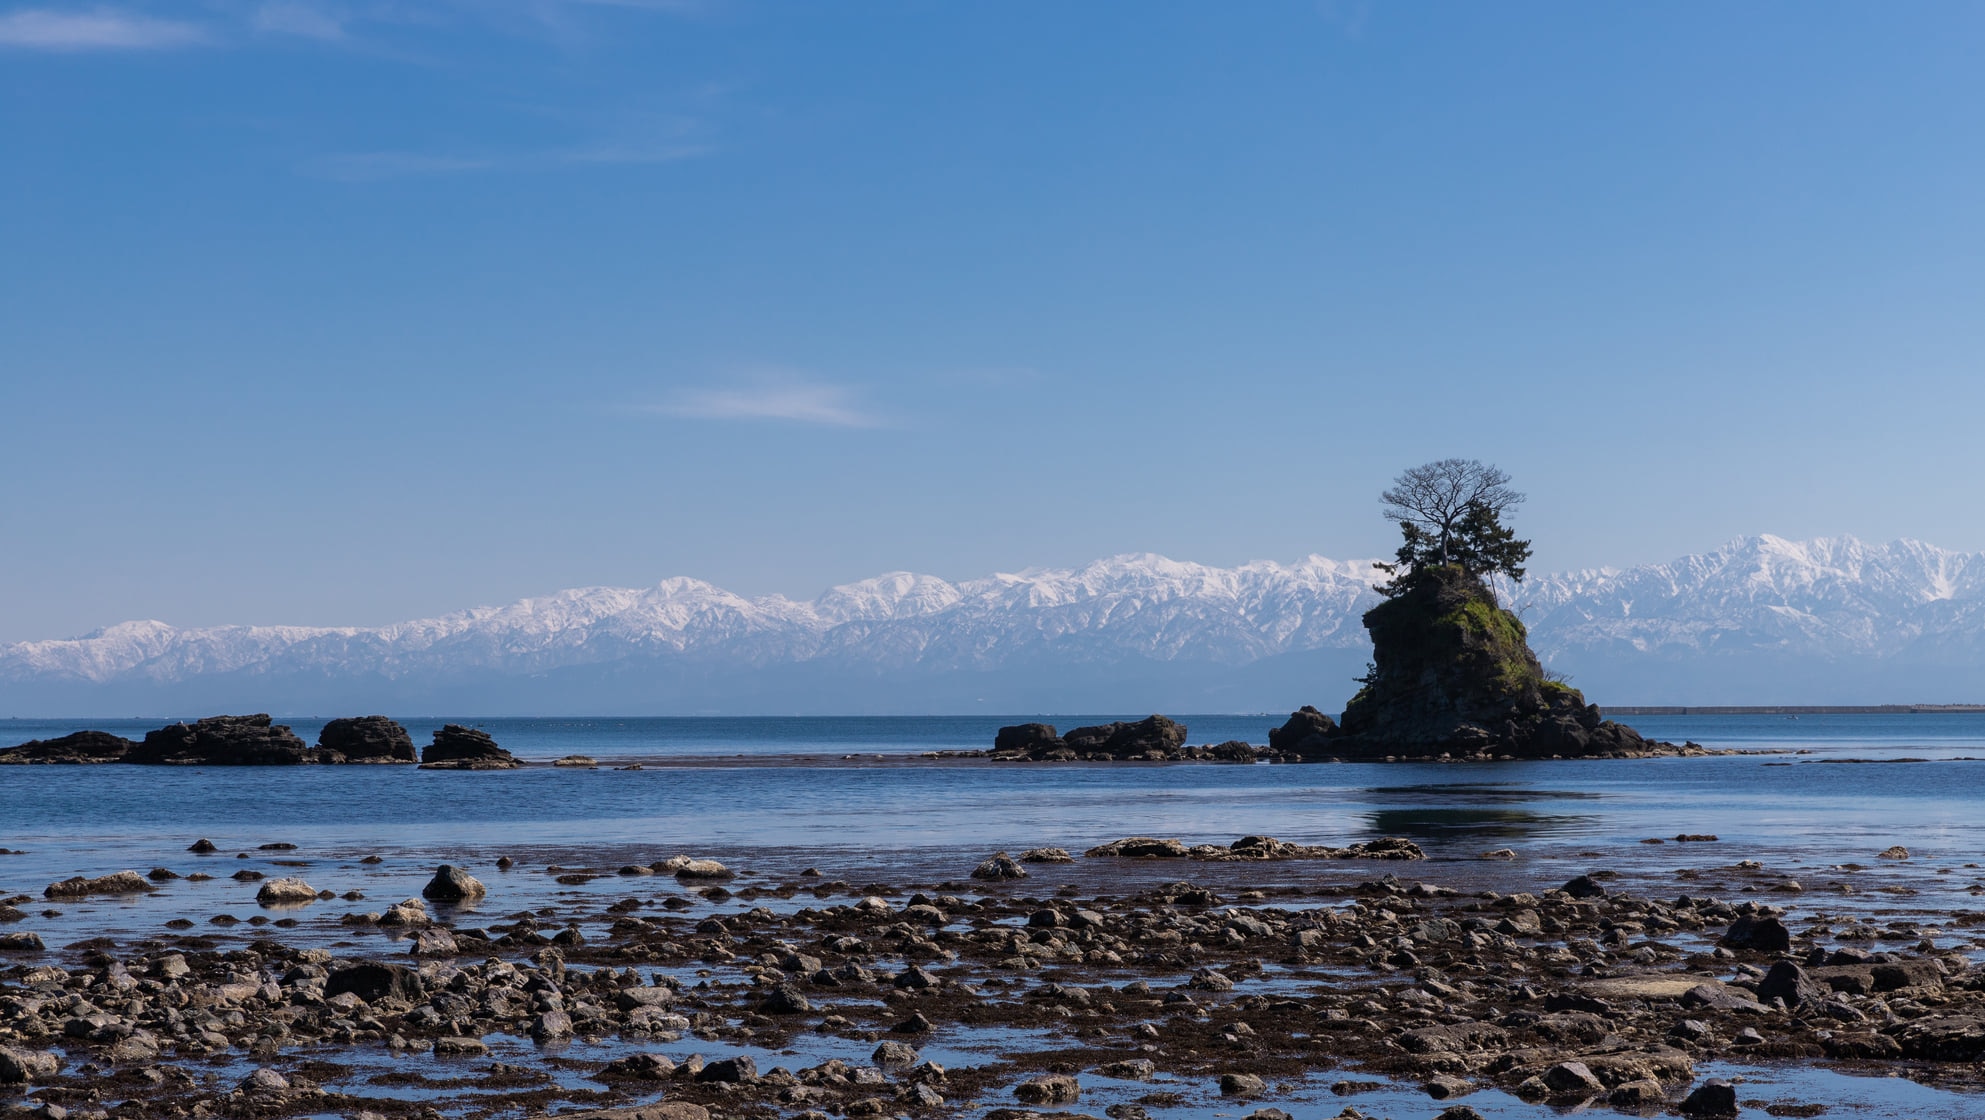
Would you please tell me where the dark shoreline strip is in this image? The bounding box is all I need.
[1611,704,1985,715]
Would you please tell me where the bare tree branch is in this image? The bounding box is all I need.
[1380,458,1523,566]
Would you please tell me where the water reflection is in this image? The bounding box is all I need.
[1363,807,1597,844]
[1365,782,1603,802]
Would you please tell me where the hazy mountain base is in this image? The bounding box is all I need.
[1,645,1976,718]
[0,648,1374,719]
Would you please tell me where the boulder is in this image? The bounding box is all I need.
[553,755,599,768]
[255,877,318,905]
[993,724,1063,758]
[315,716,416,763]
[696,1056,757,1084]
[0,933,45,952]
[325,962,422,1003]
[131,715,310,766]
[421,864,487,902]
[1268,706,1337,754]
[1720,914,1792,953]
[1206,740,1262,762]
[0,1046,60,1084]
[420,725,520,770]
[1679,1079,1738,1116]
[601,1053,677,1079]
[1218,1073,1265,1097]
[1014,1074,1080,1104]
[1755,960,1826,1007]
[1018,847,1074,863]
[0,730,136,765]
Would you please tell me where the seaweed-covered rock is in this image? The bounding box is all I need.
[1329,566,1656,759]
[420,725,520,770]
[316,716,416,763]
[130,715,310,766]
[0,730,137,765]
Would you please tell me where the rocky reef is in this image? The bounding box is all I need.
[986,716,1265,762]
[0,715,511,769]
[1281,566,1691,760]
[315,716,417,764]
[128,714,313,766]
[0,729,138,765]
[419,724,522,770]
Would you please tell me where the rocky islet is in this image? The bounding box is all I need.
[0,717,516,771]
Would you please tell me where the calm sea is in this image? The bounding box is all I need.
[3,711,1984,950]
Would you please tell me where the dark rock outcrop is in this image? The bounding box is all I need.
[129,715,310,766]
[1061,715,1188,760]
[994,715,1251,762]
[991,723,1064,759]
[1267,706,1337,756]
[419,725,520,770]
[316,716,416,763]
[1316,566,1664,759]
[0,730,137,764]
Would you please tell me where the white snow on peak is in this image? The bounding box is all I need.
[5,537,1983,686]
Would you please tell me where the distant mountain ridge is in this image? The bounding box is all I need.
[4,536,1981,716]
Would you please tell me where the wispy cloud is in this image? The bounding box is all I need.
[651,375,886,428]
[252,1,345,41]
[305,138,702,180]
[306,150,495,182]
[0,7,207,50]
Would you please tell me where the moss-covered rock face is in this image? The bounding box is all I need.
[1327,565,1654,759]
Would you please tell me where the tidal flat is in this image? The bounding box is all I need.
[7,714,1985,1119]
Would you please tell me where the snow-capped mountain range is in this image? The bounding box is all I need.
[4,535,1981,715]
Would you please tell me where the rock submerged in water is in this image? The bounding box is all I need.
[1084,834,1425,861]
[131,714,311,766]
[0,729,137,765]
[316,716,416,763]
[419,725,521,770]
[44,870,157,899]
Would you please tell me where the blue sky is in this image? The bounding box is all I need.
[3,1,1983,641]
